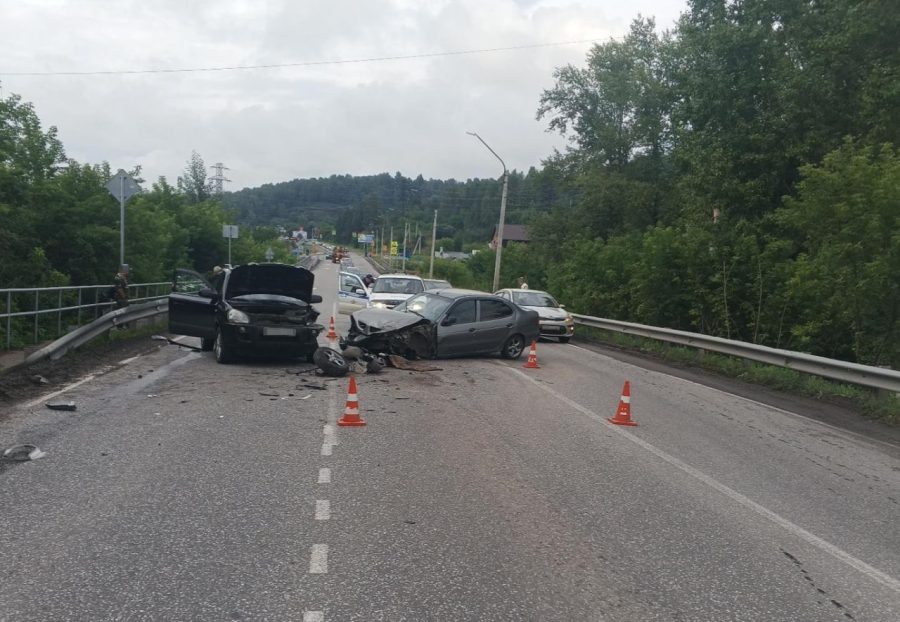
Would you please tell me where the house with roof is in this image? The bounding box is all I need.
[489,224,530,250]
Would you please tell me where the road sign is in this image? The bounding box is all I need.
[105,170,142,202]
[223,225,239,239]
[358,234,375,244]
[390,241,399,256]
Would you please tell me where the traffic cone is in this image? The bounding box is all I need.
[608,381,638,426]
[337,376,366,427]
[523,340,540,369]
[326,316,338,340]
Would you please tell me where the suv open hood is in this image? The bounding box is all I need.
[226,264,315,302]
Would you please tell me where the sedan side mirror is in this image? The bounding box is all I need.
[310,294,323,304]
[198,288,217,299]
[442,316,457,327]
[559,304,566,309]
[353,288,367,296]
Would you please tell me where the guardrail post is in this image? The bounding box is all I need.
[57,290,63,337]
[77,289,82,326]
[5,291,11,349]
[34,290,39,344]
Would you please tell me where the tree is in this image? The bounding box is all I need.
[177,151,212,204]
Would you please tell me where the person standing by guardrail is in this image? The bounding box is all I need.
[113,264,130,309]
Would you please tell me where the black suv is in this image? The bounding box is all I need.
[168,263,324,363]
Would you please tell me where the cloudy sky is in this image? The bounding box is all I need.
[1,0,686,190]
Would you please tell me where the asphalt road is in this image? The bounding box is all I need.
[1,255,899,621]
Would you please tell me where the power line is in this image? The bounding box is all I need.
[1,38,601,77]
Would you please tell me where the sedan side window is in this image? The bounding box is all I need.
[479,299,513,320]
[447,300,476,324]
[341,275,363,292]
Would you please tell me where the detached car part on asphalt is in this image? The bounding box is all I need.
[343,289,540,360]
[168,264,324,364]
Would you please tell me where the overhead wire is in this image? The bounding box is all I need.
[1,38,602,77]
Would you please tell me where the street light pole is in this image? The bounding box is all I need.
[429,209,437,278]
[467,131,508,292]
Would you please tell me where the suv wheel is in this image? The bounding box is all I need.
[214,328,234,364]
[313,347,349,377]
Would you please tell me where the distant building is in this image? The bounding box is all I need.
[490,224,530,250]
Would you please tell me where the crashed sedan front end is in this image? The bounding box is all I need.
[343,308,436,359]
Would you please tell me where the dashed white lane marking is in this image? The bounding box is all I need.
[323,424,338,446]
[309,544,329,574]
[318,468,332,484]
[506,365,900,596]
[24,375,96,408]
[303,612,324,622]
[569,343,900,451]
[118,355,140,365]
[320,443,333,457]
[315,500,331,521]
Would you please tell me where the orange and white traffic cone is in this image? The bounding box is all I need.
[523,340,540,369]
[337,376,366,427]
[608,380,638,426]
[326,316,338,340]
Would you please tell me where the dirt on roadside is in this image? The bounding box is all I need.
[0,335,167,411]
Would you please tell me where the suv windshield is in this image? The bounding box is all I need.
[512,291,558,307]
[372,277,424,295]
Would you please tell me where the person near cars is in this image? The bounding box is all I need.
[518,276,529,289]
[363,273,376,287]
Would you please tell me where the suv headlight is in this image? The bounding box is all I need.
[227,308,250,324]
[371,301,387,309]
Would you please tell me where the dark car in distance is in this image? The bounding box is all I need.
[168,263,324,363]
[343,288,540,360]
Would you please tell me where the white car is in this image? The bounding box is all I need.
[338,270,371,314]
[368,274,426,309]
[494,288,574,342]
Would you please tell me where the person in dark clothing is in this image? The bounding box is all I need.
[113,264,130,309]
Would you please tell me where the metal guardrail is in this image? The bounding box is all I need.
[1,282,170,350]
[572,314,900,394]
[18,300,169,369]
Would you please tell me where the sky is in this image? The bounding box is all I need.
[0,0,687,190]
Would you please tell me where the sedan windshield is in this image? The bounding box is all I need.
[512,291,559,307]
[395,293,452,322]
[372,277,424,295]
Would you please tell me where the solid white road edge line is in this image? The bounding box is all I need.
[569,343,900,451]
[318,468,332,484]
[117,355,140,365]
[315,500,331,521]
[24,375,96,409]
[505,364,900,596]
[309,544,328,574]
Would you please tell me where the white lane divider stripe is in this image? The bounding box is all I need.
[323,424,338,445]
[321,443,333,457]
[309,544,328,574]
[24,375,96,409]
[315,500,331,521]
[118,355,140,365]
[505,364,900,596]
[318,468,332,484]
[303,611,324,622]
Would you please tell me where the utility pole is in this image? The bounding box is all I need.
[402,223,409,273]
[429,209,437,278]
[467,132,508,292]
[209,162,231,194]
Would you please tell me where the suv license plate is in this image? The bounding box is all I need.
[263,327,296,337]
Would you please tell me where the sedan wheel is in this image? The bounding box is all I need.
[501,334,526,359]
[214,328,233,364]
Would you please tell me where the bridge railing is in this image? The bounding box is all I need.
[1,283,171,351]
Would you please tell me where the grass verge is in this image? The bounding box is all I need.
[576,326,900,425]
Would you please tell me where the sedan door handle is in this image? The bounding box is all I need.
[505,323,513,327]
[468,327,476,332]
